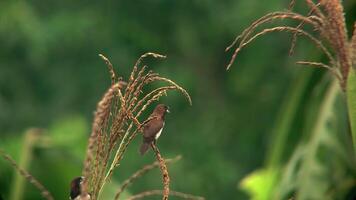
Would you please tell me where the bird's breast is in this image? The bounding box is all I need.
[155,122,165,140]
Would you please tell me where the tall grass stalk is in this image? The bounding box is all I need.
[226,0,356,156]
[226,0,356,198]
[347,68,356,155]
[266,70,313,168]
[296,79,340,199]
[9,129,45,200]
[81,53,193,200]
[0,129,53,200]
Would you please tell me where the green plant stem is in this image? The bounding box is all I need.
[98,129,131,199]
[9,129,41,200]
[296,79,340,199]
[347,68,356,155]
[266,70,312,168]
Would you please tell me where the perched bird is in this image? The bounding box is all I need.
[69,177,90,200]
[140,104,170,155]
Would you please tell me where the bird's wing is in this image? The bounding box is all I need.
[143,117,164,139]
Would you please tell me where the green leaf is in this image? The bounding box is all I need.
[242,71,314,200]
[347,68,356,155]
[266,70,313,168]
[276,81,355,200]
[239,168,279,200]
[9,129,44,200]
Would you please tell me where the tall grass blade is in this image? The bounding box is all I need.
[347,68,356,155]
[9,129,46,200]
[266,70,313,168]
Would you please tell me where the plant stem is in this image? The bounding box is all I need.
[347,68,356,155]
[266,70,312,168]
[151,144,170,200]
[9,129,42,200]
[296,79,340,199]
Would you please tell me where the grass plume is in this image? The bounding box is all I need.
[226,0,356,90]
[81,52,192,200]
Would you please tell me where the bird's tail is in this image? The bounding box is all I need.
[140,142,150,155]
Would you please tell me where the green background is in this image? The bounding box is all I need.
[0,0,356,199]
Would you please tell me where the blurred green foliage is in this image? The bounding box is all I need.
[0,0,355,199]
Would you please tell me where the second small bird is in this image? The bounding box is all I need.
[140,104,170,155]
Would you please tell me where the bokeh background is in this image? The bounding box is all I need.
[0,0,356,199]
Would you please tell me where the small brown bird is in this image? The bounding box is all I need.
[69,177,90,200]
[140,104,170,155]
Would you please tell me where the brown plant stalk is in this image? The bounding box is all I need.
[82,81,126,195]
[114,155,182,200]
[126,190,205,200]
[0,149,54,200]
[151,143,170,200]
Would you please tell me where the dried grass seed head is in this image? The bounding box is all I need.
[81,52,192,199]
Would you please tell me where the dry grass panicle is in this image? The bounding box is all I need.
[81,52,193,200]
[0,52,198,200]
[226,0,356,90]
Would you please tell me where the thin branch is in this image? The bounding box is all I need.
[149,77,192,106]
[114,156,182,200]
[296,61,343,81]
[305,0,325,19]
[225,11,321,52]
[227,26,335,70]
[132,86,176,115]
[289,3,321,56]
[0,150,54,200]
[126,190,205,200]
[99,54,117,85]
[288,0,296,10]
[151,143,170,200]
[296,61,333,70]
[125,53,166,101]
